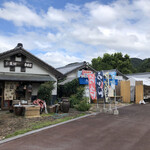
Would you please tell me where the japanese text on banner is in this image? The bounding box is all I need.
[96,71,104,99]
[109,72,116,89]
[88,74,97,100]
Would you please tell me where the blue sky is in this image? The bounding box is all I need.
[0,0,150,67]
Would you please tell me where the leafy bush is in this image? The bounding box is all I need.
[38,82,54,105]
[69,95,80,108]
[69,86,85,108]
[75,86,85,101]
[58,79,81,97]
[75,100,91,111]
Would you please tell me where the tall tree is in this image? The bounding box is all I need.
[91,52,133,74]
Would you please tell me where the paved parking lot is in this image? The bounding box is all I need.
[0,104,150,150]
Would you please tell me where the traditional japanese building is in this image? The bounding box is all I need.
[57,61,96,85]
[0,43,63,110]
[57,61,97,99]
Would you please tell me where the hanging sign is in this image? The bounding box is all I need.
[78,78,89,85]
[96,71,104,99]
[78,70,93,78]
[4,60,33,68]
[88,74,97,100]
[78,70,93,85]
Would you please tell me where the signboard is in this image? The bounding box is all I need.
[96,71,104,99]
[88,74,97,100]
[4,60,33,68]
[78,78,89,85]
[78,70,93,85]
[78,70,93,78]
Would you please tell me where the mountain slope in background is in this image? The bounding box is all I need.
[130,58,150,73]
[130,58,143,69]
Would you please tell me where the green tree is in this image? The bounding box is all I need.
[38,82,54,105]
[57,79,81,98]
[91,52,133,74]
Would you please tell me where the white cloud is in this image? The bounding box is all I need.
[0,0,150,67]
[86,2,117,25]
[36,51,82,68]
[46,7,68,22]
[0,2,45,27]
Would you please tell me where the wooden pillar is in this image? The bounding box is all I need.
[120,80,130,103]
[135,81,143,104]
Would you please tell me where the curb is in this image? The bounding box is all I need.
[0,113,95,145]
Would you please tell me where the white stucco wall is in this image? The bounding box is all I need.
[32,83,41,95]
[31,81,57,96]
[52,81,57,95]
[0,55,58,96]
[0,57,51,75]
[67,71,77,78]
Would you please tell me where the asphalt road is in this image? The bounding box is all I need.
[0,104,150,150]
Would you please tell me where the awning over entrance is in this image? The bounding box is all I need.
[0,73,55,82]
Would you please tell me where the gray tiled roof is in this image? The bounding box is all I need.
[0,43,64,79]
[58,77,77,85]
[57,62,89,75]
[126,72,150,79]
[0,73,55,82]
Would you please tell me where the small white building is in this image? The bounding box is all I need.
[57,61,96,85]
[0,43,63,110]
[57,61,96,98]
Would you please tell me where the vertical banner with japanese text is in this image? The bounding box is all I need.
[96,71,104,99]
[88,74,97,100]
[104,72,109,102]
[109,72,116,89]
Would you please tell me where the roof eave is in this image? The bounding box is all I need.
[0,47,64,79]
[64,64,97,76]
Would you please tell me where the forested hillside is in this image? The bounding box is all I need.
[91,53,150,74]
[130,58,150,73]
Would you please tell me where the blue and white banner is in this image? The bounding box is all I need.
[109,72,116,89]
[103,79,118,86]
[96,71,104,99]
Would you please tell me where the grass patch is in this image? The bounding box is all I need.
[5,113,86,139]
[41,113,54,117]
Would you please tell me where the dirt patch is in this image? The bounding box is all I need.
[0,108,84,140]
[0,102,129,140]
